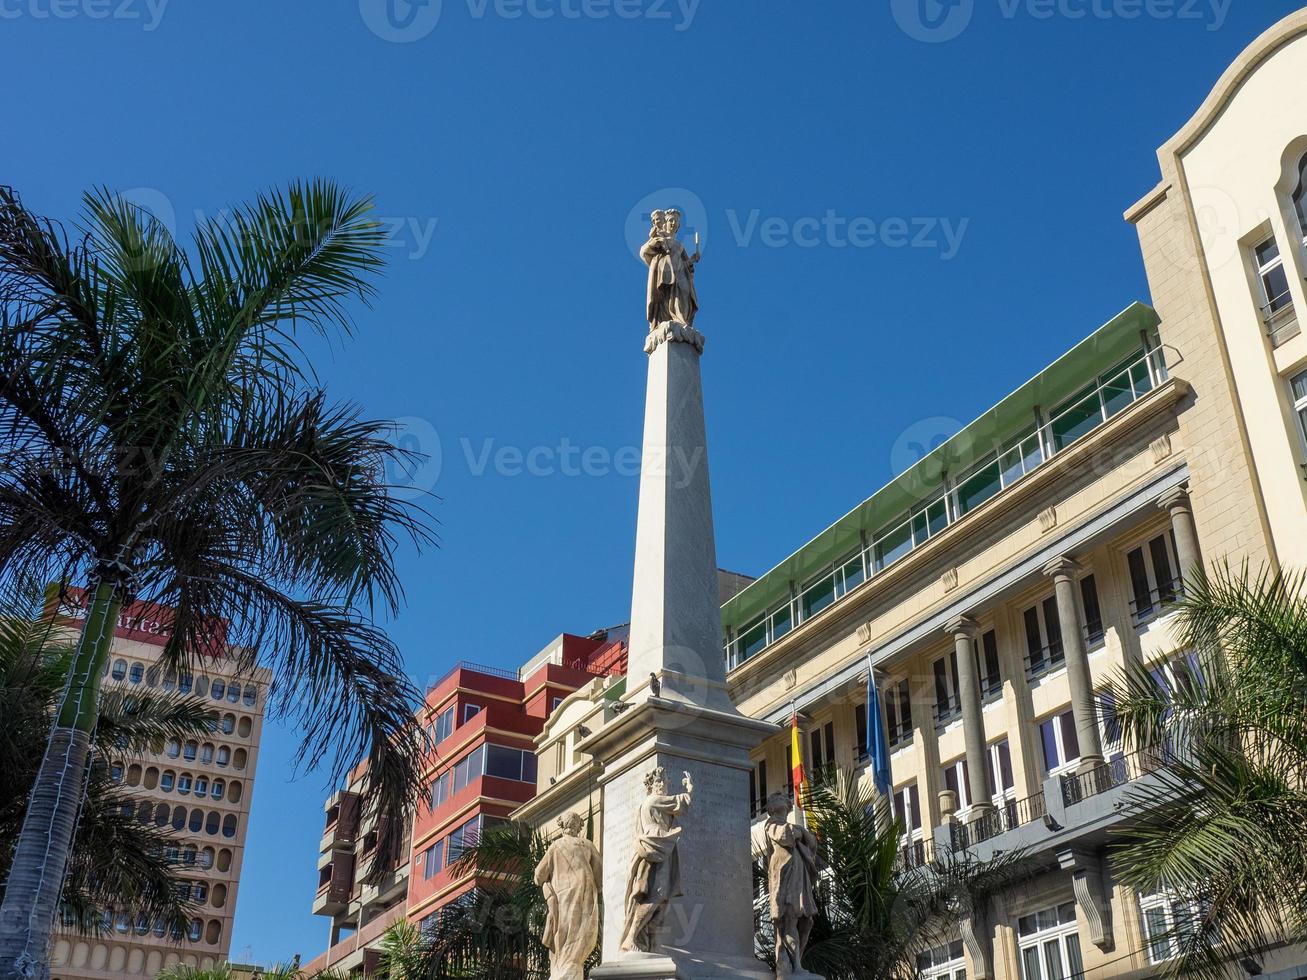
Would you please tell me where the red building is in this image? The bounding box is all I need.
[304,629,626,975]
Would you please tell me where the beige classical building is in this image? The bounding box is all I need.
[46,594,271,980]
[521,10,1307,980]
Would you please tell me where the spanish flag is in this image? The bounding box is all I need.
[790,709,808,821]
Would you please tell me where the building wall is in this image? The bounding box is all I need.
[50,635,270,980]
[1127,10,1307,574]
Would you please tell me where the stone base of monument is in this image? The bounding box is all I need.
[579,696,776,980]
[591,950,775,980]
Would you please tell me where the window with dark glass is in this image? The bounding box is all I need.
[1024,597,1063,677]
[884,679,913,747]
[808,722,835,775]
[1254,236,1293,321]
[933,651,960,726]
[1126,532,1180,622]
[1080,574,1104,644]
[975,629,1001,697]
[1039,710,1080,774]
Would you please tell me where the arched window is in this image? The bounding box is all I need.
[128,663,144,684]
[211,780,225,801]
[211,679,225,701]
[109,763,123,784]
[181,846,196,867]
[172,807,186,831]
[200,743,215,764]
[189,809,203,833]
[154,804,170,827]
[194,676,208,697]
[111,660,127,681]
[183,741,198,761]
[166,739,181,759]
[179,673,193,694]
[177,774,193,795]
[199,847,215,870]
[216,746,231,767]
[206,811,221,836]
[187,919,203,942]
[192,882,208,903]
[220,715,235,735]
[1294,152,1307,240]
[194,776,209,798]
[163,670,177,692]
[135,913,150,936]
[153,917,167,938]
[145,666,160,688]
[222,814,238,839]
[242,686,256,707]
[160,770,175,792]
[227,683,241,704]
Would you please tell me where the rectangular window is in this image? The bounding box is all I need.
[1139,888,1207,965]
[956,459,1003,516]
[1024,597,1064,678]
[798,570,837,621]
[1017,902,1084,980]
[1127,532,1180,622]
[446,816,480,866]
[1254,236,1294,320]
[749,759,768,815]
[1080,575,1104,645]
[550,696,564,713]
[854,702,868,758]
[1292,371,1307,450]
[452,745,485,794]
[933,652,961,727]
[873,518,913,572]
[431,706,455,744]
[942,756,972,810]
[892,782,922,835]
[884,679,913,747]
[485,744,537,782]
[429,771,450,810]
[1039,710,1081,774]
[808,722,835,774]
[1050,384,1104,451]
[976,629,1002,697]
[987,739,1015,801]
[422,840,444,879]
[916,940,967,980]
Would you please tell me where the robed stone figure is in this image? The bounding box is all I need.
[620,767,694,952]
[640,209,700,329]
[762,792,823,978]
[535,812,603,980]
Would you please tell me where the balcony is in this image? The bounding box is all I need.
[947,791,1049,852]
[1129,578,1184,625]
[1025,642,1065,681]
[1061,747,1166,807]
[1262,294,1300,348]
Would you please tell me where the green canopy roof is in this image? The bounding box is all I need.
[720,301,1160,633]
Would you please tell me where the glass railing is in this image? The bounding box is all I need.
[725,346,1169,670]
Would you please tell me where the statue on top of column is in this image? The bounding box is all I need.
[641,209,700,330]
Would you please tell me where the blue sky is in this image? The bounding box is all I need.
[6,0,1303,964]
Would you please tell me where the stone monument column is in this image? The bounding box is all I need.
[582,209,776,980]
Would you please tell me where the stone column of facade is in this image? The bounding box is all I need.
[1158,485,1202,586]
[1043,558,1103,770]
[945,616,992,818]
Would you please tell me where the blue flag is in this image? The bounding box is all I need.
[866,661,893,798]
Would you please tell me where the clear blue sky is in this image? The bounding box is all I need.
[6,0,1302,964]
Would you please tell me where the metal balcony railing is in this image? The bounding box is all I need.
[1061,747,1167,806]
[1129,578,1184,624]
[933,693,962,729]
[948,791,1048,851]
[1025,641,1065,680]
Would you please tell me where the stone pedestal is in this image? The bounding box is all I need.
[582,699,773,980]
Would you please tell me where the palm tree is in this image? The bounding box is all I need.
[0,586,213,935]
[787,770,1029,980]
[0,181,435,978]
[418,821,555,980]
[379,920,436,980]
[1109,564,1307,979]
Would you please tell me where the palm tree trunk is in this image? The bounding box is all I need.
[0,581,124,980]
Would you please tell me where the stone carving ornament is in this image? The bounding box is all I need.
[534,812,603,980]
[620,766,694,953]
[762,792,824,979]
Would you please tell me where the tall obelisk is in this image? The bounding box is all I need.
[583,209,774,980]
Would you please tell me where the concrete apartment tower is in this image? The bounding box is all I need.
[585,216,773,980]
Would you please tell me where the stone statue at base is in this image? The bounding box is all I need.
[640,209,700,330]
[762,792,824,979]
[619,766,694,953]
[535,812,603,980]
